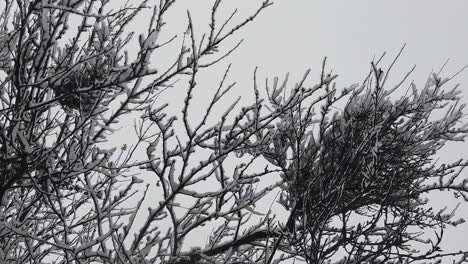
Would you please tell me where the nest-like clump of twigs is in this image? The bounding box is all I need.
[289,95,421,221]
[53,56,111,114]
[269,81,463,227]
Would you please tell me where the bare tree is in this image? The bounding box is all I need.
[1,1,468,264]
[251,53,468,263]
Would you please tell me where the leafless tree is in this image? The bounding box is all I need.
[252,53,468,263]
[1,1,468,264]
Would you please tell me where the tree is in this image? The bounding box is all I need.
[254,56,468,263]
[0,1,468,264]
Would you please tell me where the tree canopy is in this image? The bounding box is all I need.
[0,1,467,264]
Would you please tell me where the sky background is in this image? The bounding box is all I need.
[117,0,468,259]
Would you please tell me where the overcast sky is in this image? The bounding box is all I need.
[234,0,468,78]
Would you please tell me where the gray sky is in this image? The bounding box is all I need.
[235,0,468,76]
